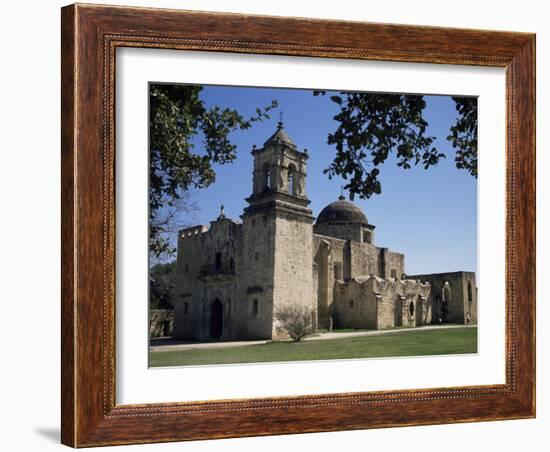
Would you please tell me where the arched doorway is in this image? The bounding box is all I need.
[263,163,271,190]
[210,299,223,339]
[442,283,451,322]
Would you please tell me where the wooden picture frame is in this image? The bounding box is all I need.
[61,3,536,447]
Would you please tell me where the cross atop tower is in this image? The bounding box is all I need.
[218,204,226,219]
[339,186,346,201]
[278,111,284,128]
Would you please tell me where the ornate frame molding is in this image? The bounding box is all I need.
[61,4,535,447]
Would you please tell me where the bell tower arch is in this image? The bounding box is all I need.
[250,120,309,201]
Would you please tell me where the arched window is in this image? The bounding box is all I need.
[251,299,259,316]
[263,163,271,189]
[442,283,451,303]
[409,300,415,317]
[287,164,297,194]
[467,281,473,302]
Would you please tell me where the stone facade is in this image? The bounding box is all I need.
[173,123,477,340]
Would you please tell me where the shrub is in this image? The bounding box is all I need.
[274,304,314,342]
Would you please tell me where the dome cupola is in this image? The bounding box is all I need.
[316,195,369,225]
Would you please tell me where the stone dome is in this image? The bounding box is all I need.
[316,195,368,225]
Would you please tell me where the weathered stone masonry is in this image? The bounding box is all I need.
[173,123,478,340]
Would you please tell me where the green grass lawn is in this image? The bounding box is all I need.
[149,326,477,367]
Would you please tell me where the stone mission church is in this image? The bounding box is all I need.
[173,122,477,340]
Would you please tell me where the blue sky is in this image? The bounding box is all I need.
[170,85,477,276]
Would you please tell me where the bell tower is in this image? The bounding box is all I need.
[239,120,315,339]
[247,120,311,211]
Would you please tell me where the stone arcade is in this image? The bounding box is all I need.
[173,122,477,340]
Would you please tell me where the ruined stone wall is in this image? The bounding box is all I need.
[333,279,378,329]
[312,234,345,324]
[377,294,395,329]
[406,271,477,325]
[377,248,405,279]
[312,240,329,327]
[399,279,431,327]
[386,251,405,279]
[349,241,380,278]
[465,273,478,324]
[313,234,408,330]
[333,276,430,330]
[311,236,402,282]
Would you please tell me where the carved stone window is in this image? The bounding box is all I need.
[251,299,259,316]
[263,163,271,189]
[287,164,297,194]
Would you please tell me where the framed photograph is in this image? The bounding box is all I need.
[61,3,535,447]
